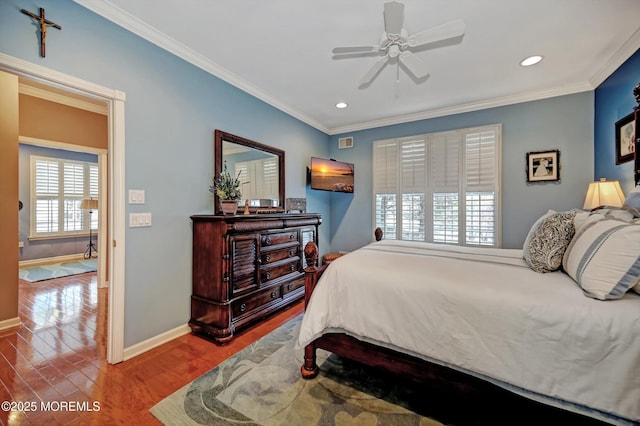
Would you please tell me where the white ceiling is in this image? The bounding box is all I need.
[73,0,640,135]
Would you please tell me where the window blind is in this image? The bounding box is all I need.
[373,124,501,246]
[31,156,99,238]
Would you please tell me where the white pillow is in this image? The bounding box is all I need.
[562,219,640,300]
[623,185,640,209]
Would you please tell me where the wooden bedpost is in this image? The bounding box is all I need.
[301,241,324,379]
[375,227,383,241]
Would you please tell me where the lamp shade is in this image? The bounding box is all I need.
[583,178,625,210]
[80,198,98,210]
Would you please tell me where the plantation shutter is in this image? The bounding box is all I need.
[399,137,426,240]
[464,128,498,245]
[372,123,501,247]
[373,140,399,239]
[431,132,462,244]
[34,159,59,233]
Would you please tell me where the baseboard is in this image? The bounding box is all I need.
[0,316,21,332]
[122,323,191,361]
[19,253,86,268]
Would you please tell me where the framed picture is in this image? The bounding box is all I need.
[526,150,559,183]
[615,112,635,165]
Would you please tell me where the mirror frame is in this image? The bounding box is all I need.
[214,129,285,214]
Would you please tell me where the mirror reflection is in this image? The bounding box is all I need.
[222,141,279,207]
[214,130,285,213]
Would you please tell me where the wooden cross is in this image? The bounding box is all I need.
[21,8,62,57]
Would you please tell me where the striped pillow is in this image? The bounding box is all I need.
[562,220,640,300]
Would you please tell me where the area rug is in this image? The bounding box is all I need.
[151,316,608,426]
[150,315,445,425]
[19,258,97,282]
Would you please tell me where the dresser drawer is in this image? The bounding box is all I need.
[261,259,299,283]
[282,276,304,296]
[232,286,282,320]
[261,231,298,246]
[261,243,298,265]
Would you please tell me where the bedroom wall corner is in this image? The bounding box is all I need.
[594,48,640,192]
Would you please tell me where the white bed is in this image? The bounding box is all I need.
[297,230,640,424]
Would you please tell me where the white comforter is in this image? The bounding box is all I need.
[297,240,640,425]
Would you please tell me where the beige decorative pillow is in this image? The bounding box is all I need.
[523,210,576,273]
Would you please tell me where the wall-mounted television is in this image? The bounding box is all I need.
[310,157,354,193]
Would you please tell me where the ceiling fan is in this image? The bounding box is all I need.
[332,1,465,86]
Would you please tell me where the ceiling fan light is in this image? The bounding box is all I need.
[335,102,348,109]
[520,55,543,67]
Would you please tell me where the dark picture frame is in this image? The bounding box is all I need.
[615,112,635,165]
[526,150,559,183]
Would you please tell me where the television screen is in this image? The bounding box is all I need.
[310,157,354,193]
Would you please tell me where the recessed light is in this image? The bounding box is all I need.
[335,102,348,109]
[520,55,543,67]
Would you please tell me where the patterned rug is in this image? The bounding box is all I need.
[150,315,445,425]
[19,259,97,282]
[150,315,609,426]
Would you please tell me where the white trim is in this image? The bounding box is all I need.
[330,82,593,135]
[589,26,640,88]
[20,136,107,154]
[72,0,330,134]
[98,153,108,289]
[108,92,126,363]
[0,317,21,332]
[19,83,108,116]
[0,52,126,365]
[19,253,84,268]
[123,324,191,361]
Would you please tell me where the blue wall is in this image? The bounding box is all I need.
[18,144,98,261]
[0,0,331,348]
[594,48,640,192]
[2,0,633,348]
[328,92,595,251]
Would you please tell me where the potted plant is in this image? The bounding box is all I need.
[210,161,243,215]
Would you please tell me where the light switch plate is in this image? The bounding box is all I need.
[129,189,145,204]
[129,212,152,227]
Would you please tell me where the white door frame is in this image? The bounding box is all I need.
[1,53,126,363]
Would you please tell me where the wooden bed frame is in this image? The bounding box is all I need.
[298,83,640,419]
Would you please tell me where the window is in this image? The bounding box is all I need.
[235,157,279,202]
[31,156,99,238]
[373,124,501,246]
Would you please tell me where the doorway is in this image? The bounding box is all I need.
[1,53,126,363]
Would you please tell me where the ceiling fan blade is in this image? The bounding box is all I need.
[407,19,466,48]
[399,51,429,79]
[360,56,389,85]
[383,1,404,36]
[332,45,379,55]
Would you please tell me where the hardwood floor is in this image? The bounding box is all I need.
[0,273,303,425]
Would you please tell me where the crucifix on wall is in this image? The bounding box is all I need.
[21,7,62,57]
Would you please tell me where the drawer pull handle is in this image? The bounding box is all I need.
[290,264,295,271]
[289,234,295,240]
[265,272,271,280]
[289,249,295,256]
[270,291,277,299]
[240,303,247,312]
[265,254,271,262]
[287,283,293,291]
[265,237,272,245]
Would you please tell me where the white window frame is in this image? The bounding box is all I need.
[372,124,502,247]
[30,155,99,239]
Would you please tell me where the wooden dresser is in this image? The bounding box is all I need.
[189,213,321,343]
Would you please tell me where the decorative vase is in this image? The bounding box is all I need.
[220,200,238,215]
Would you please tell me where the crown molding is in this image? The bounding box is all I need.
[589,27,640,88]
[72,0,330,134]
[328,82,594,135]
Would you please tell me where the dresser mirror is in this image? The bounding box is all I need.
[214,130,285,214]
